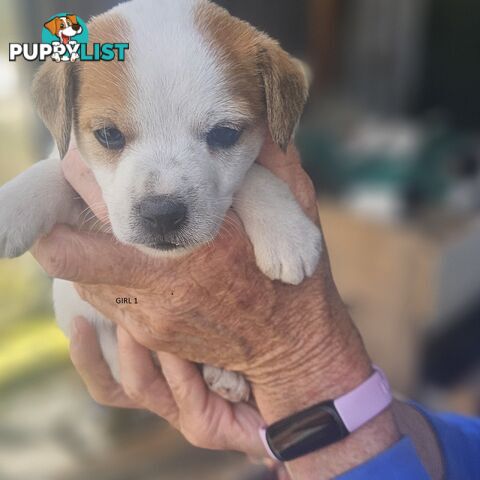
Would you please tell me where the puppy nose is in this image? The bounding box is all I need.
[72,24,81,31]
[138,196,187,235]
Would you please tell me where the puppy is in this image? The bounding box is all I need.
[0,0,321,403]
[44,14,83,62]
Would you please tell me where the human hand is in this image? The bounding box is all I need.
[69,317,268,457]
[70,315,291,479]
[32,137,399,479]
[33,137,350,413]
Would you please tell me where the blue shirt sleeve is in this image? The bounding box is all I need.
[416,404,480,479]
[337,404,480,479]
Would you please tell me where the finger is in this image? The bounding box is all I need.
[257,133,301,172]
[62,148,109,223]
[158,353,265,456]
[117,328,179,427]
[257,135,319,223]
[31,225,155,285]
[70,317,136,408]
[157,352,209,414]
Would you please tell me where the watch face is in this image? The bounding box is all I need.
[265,401,349,462]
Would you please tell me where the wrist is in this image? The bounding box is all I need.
[253,331,400,479]
[248,275,400,478]
[252,308,372,423]
[249,271,371,422]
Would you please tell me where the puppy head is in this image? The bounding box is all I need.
[33,0,308,255]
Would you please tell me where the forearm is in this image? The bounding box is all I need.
[250,272,400,479]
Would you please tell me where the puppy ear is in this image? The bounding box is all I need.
[257,39,309,151]
[32,61,77,158]
[67,14,78,24]
[44,18,59,35]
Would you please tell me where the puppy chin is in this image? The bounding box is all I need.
[112,219,223,259]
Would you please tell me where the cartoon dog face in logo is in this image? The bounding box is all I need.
[44,15,82,45]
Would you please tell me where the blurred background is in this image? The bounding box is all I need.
[1,0,480,478]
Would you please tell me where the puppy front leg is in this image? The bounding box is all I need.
[233,163,322,285]
[0,157,82,258]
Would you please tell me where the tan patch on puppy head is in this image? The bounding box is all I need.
[195,1,308,151]
[33,12,132,162]
[195,2,264,122]
[32,60,77,158]
[75,13,133,166]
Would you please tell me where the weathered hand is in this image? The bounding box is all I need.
[32,138,338,397]
[31,137,399,479]
[69,316,269,458]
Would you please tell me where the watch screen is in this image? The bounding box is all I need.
[266,401,349,462]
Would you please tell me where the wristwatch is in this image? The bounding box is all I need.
[259,366,392,462]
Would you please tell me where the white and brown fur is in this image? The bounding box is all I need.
[0,0,321,402]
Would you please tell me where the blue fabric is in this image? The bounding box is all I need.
[337,437,431,479]
[337,405,480,479]
[414,404,480,479]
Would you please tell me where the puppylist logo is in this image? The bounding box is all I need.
[9,13,128,63]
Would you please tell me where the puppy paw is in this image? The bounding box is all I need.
[254,217,322,285]
[202,365,250,403]
[0,228,38,258]
[0,159,77,259]
[0,186,50,258]
[234,164,322,286]
[0,199,44,258]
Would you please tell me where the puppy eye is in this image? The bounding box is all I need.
[206,126,242,149]
[94,127,125,150]
[60,23,65,28]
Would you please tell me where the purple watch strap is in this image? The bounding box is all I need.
[333,365,392,432]
[260,366,392,461]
